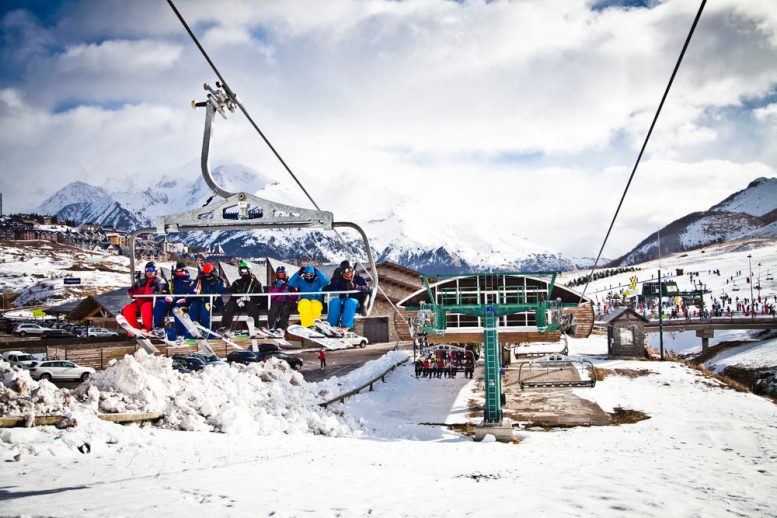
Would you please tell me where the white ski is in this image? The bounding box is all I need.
[190,321,243,350]
[314,319,346,338]
[286,324,349,350]
[172,307,217,356]
[253,327,292,346]
[116,315,160,354]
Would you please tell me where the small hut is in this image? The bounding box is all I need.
[601,308,649,358]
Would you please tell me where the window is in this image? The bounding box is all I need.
[619,327,634,346]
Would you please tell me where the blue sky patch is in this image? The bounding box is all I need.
[591,0,654,12]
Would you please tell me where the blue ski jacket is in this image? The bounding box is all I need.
[288,268,330,302]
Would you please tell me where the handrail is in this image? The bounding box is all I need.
[319,357,408,408]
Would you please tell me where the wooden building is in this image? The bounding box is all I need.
[601,307,648,358]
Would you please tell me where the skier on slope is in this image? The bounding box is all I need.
[218,261,264,335]
[266,265,298,332]
[189,263,228,331]
[288,265,329,328]
[152,261,197,339]
[324,260,370,332]
[121,261,167,333]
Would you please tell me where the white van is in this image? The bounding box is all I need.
[1,350,37,368]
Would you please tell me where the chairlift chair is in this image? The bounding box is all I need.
[127,83,379,323]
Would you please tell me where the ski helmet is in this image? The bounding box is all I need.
[238,260,250,276]
[202,263,214,275]
[144,261,157,273]
[339,260,352,270]
[275,265,287,279]
[302,265,315,279]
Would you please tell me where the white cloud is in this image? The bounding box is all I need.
[58,39,182,73]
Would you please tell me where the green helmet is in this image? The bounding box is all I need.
[238,261,250,269]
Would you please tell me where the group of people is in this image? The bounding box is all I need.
[121,259,370,340]
[414,349,475,379]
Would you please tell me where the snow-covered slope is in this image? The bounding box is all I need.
[34,181,109,215]
[612,177,777,266]
[710,177,777,217]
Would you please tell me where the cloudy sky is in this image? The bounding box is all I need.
[1,0,776,258]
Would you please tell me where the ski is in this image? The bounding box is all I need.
[286,324,350,350]
[172,307,217,356]
[313,319,346,338]
[253,327,292,346]
[190,321,243,350]
[116,315,160,354]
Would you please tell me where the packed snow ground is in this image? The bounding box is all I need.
[0,241,129,306]
[1,337,775,516]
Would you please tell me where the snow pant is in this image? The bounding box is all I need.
[153,299,192,339]
[221,299,261,330]
[268,300,294,330]
[320,358,326,368]
[122,300,154,332]
[297,299,323,328]
[189,300,217,330]
[327,297,360,329]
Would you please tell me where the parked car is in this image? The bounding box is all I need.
[171,359,191,374]
[263,351,303,370]
[188,353,227,366]
[171,355,206,372]
[226,351,261,365]
[343,332,369,348]
[42,328,78,339]
[1,350,37,368]
[28,360,95,381]
[84,327,119,338]
[251,343,281,355]
[12,323,52,337]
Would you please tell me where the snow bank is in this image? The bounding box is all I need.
[78,351,358,436]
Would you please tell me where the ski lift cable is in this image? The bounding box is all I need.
[166,0,321,213]
[166,0,408,328]
[576,0,707,305]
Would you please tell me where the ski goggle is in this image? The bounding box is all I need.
[174,268,187,276]
[342,268,354,280]
[303,272,315,280]
[145,266,156,273]
[239,267,250,275]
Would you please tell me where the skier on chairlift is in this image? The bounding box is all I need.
[121,261,167,333]
[189,262,228,331]
[153,261,197,339]
[267,265,298,332]
[325,260,369,332]
[288,265,329,328]
[218,261,264,335]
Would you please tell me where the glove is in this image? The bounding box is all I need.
[164,296,173,304]
[176,298,186,305]
[237,299,245,308]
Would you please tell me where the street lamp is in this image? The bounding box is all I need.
[747,254,754,318]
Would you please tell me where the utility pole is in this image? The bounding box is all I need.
[657,229,664,361]
[747,254,754,318]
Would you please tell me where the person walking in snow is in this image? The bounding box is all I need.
[219,261,264,335]
[288,265,329,328]
[122,261,167,333]
[318,348,327,369]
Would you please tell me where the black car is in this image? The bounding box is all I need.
[42,328,78,339]
[253,343,281,355]
[259,351,303,371]
[226,351,261,364]
[171,355,207,371]
[188,353,227,366]
[171,359,192,374]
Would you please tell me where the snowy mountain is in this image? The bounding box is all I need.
[34,181,109,215]
[32,165,574,273]
[611,177,777,266]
